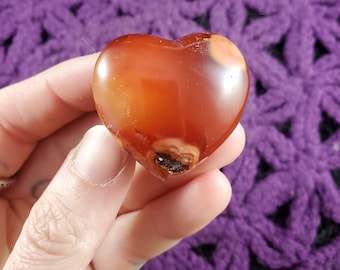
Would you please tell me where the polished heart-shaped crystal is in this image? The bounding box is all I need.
[93,33,250,180]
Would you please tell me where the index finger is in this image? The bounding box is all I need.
[0,53,99,177]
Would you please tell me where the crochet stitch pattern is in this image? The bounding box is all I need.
[1,0,340,269]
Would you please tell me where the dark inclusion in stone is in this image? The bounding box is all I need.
[312,215,340,249]
[191,243,216,267]
[319,111,340,142]
[154,152,189,174]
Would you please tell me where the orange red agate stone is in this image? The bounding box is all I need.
[93,33,249,180]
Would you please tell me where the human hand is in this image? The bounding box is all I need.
[0,53,245,269]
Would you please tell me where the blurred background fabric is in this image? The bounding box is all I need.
[1,0,340,269]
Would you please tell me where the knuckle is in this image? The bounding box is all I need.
[19,196,91,262]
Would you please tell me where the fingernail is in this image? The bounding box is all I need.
[71,125,128,186]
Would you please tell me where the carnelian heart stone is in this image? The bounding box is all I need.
[93,33,250,180]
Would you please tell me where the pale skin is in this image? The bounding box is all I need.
[0,53,245,269]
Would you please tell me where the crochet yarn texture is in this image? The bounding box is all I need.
[1,0,340,269]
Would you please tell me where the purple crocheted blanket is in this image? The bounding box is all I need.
[1,0,340,269]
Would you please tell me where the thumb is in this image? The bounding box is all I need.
[4,125,135,270]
